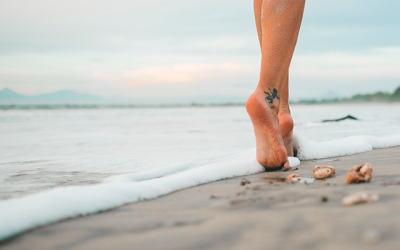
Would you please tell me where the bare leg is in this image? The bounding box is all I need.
[278,75,294,156]
[247,0,304,169]
[254,0,295,157]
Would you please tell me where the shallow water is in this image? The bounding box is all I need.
[1,103,400,241]
[1,103,399,200]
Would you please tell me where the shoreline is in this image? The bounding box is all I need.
[2,146,400,249]
[1,102,400,110]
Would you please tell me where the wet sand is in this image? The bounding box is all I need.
[2,147,400,250]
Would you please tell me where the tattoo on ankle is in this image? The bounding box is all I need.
[264,88,280,108]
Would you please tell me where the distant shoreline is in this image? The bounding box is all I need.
[0,103,247,110]
[0,86,399,109]
[1,102,400,110]
[290,85,400,105]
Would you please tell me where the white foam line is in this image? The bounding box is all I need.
[0,148,299,241]
[2,132,399,241]
[293,131,400,160]
[103,161,204,183]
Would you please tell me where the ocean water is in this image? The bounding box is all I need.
[1,103,400,240]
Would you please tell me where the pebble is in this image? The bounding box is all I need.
[321,196,328,202]
[240,178,251,186]
[285,174,300,182]
[346,163,373,184]
[313,165,335,179]
[342,192,379,206]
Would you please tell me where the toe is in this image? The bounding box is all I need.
[283,160,290,170]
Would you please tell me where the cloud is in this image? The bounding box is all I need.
[291,47,400,80]
[93,63,251,86]
[1,0,399,100]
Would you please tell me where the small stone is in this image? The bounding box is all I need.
[342,192,379,206]
[313,165,335,179]
[321,196,328,202]
[285,174,314,184]
[240,178,251,186]
[345,163,373,184]
[285,174,300,182]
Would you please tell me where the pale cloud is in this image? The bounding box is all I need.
[93,63,251,86]
[198,36,250,50]
[291,47,400,80]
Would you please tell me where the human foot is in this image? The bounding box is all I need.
[278,110,294,157]
[246,90,289,170]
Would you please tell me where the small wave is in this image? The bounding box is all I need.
[0,149,298,241]
[1,132,400,241]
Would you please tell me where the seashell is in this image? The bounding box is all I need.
[342,192,379,206]
[285,174,314,184]
[313,165,335,179]
[285,174,315,184]
[345,163,373,184]
[285,174,300,182]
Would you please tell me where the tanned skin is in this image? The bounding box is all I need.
[246,0,305,170]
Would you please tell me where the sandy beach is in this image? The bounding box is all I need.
[0,146,399,249]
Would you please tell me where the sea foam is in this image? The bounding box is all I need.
[294,131,400,160]
[1,133,400,241]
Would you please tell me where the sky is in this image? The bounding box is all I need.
[0,0,399,103]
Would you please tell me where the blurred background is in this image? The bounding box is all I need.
[0,0,399,104]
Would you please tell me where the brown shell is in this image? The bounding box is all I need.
[313,165,335,179]
[285,174,300,182]
[342,192,379,206]
[345,163,373,184]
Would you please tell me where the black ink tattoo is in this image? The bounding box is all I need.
[264,88,280,108]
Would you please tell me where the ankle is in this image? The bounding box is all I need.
[247,90,280,115]
[279,105,290,116]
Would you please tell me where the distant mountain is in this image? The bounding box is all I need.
[0,88,106,104]
[0,88,27,101]
[0,88,249,106]
[2,86,400,106]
